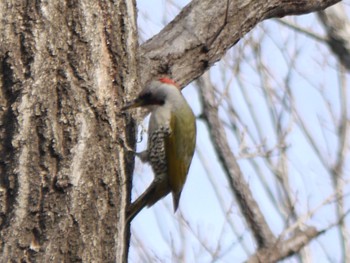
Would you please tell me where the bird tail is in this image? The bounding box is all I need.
[172,191,182,212]
[126,179,169,223]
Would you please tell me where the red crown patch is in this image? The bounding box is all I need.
[159,77,179,88]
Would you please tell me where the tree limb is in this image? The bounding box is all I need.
[197,73,276,248]
[247,227,321,263]
[139,0,340,87]
[318,3,350,70]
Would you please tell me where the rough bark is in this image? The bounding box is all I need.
[0,0,138,262]
[139,0,340,87]
[0,0,342,262]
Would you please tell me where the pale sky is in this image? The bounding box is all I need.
[129,1,350,262]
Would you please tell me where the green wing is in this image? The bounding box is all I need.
[165,108,196,211]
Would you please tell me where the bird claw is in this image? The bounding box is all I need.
[136,150,149,163]
[123,143,148,163]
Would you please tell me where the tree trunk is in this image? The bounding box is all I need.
[0,1,138,262]
[0,0,343,262]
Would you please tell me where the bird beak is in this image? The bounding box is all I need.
[121,98,144,111]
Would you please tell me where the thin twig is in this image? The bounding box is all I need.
[197,72,276,248]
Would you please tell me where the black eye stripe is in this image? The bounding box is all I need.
[140,91,151,100]
[139,91,164,105]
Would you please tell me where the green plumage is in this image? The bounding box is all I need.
[166,104,196,211]
[124,78,196,223]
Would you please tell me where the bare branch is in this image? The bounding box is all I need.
[331,64,350,263]
[247,227,321,263]
[318,3,350,70]
[139,0,340,87]
[197,73,276,248]
[275,18,327,42]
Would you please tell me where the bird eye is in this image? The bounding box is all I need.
[138,91,157,105]
[140,91,152,100]
[139,90,165,105]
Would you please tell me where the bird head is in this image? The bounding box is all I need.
[121,78,180,111]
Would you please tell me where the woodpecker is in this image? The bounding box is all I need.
[122,77,196,222]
